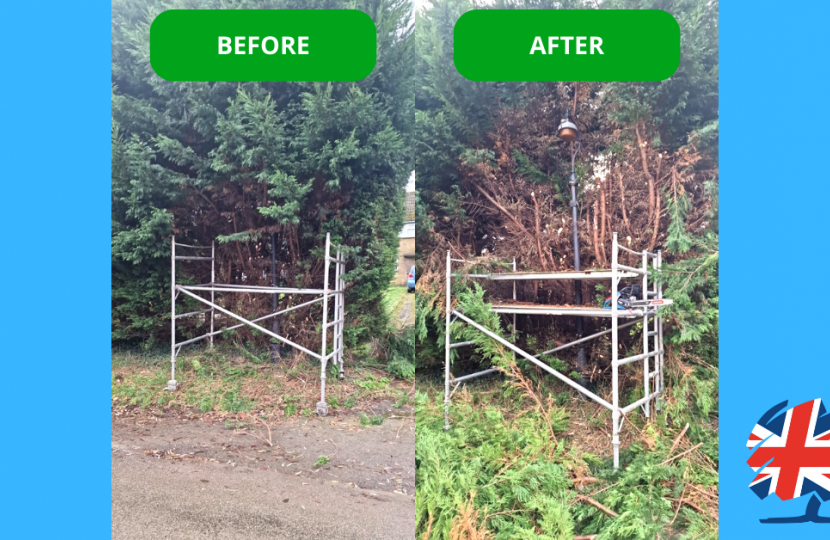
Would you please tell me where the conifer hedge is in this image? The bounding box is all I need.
[112,0,415,348]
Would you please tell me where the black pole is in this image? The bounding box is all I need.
[270,233,281,363]
[567,120,588,387]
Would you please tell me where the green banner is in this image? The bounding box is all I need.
[454,9,680,82]
[150,10,377,81]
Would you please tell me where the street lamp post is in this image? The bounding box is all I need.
[557,110,588,387]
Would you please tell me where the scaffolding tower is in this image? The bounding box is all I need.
[444,232,672,468]
[168,232,346,416]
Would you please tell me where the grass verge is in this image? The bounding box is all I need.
[112,343,410,419]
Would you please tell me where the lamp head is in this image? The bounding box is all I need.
[557,111,579,143]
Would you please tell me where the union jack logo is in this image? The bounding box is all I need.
[747,399,830,502]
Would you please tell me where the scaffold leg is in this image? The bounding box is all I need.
[444,250,452,431]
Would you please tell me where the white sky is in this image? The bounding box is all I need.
[413,0,432,12]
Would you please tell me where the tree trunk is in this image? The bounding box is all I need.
[531,191,550,270]
[635,122,656,224]
[599,179,608,266]
[617,169,634,239]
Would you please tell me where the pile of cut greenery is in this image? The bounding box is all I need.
[416,387,718,539]
[415,286,718,539]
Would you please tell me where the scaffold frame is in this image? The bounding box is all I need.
[444,232,671,468]
[168,233,346,416]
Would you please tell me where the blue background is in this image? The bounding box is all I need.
[721,0,830,536]
[1,1,828,538]
[0,1,111,538]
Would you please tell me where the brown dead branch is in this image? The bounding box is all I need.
[686,483,719,501]
[531,191,550,271]
[576,495,619,518]
[470,180,530,236]
[617,169,634,240]
[635,122,656,224]
[647,155,665,253]
[504,361,558,448]
[591,196,603,266]
[668,497,716,521]
[251,416,275,447]
[670,422,690,455]
[599,178,608,266]
[450,493,494,540]
[574,476,599,486]
[660,442,704,466]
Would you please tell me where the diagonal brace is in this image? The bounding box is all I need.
[452,310,613,410]
[178,286,322,360]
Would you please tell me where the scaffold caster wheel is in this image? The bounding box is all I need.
[165,380,178,391]
[316,401,328,416]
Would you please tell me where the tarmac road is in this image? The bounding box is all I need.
[112,414,415,540]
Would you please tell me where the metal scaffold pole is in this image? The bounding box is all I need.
[333,244,340,378]
[270,233,280,362]
[168,235,177,391]
[338,246,346,379]
[317,233,331,416]
[512,257,517,363]
[210,241,215,352]
[642,249,650,419]
[657,250,665,414]
[444,250,452,431]
[612,232,620,468]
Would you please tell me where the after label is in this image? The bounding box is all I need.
[529,36,604,55]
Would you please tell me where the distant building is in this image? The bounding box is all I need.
[393,174,416,286]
